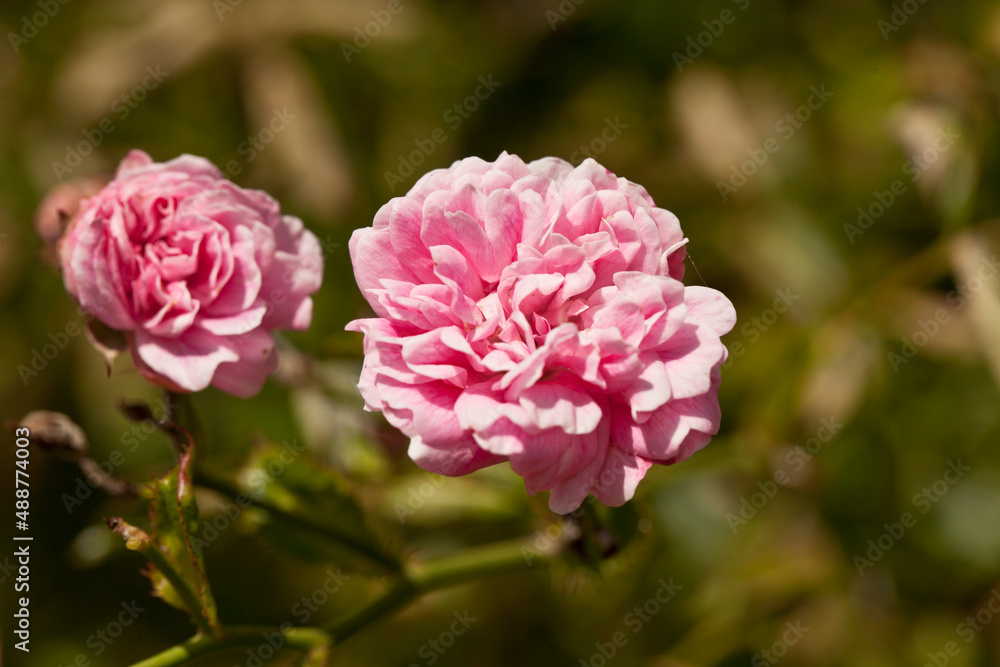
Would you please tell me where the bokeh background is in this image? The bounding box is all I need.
[2,0,1000,665]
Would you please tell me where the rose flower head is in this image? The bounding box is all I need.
[58,150,323,397]
[347,153,735,512]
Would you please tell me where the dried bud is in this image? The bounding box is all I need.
[106,517,151,551]
[18,410,88,456]
[34,176,108,265]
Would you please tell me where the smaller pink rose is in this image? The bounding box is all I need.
[58,150,323,397]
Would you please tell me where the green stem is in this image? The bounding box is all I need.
[128,626,332,667]
[328,535,559,642]
[126,535,560,667]
[162,390,198,454]
[328,577,416,643]
[410,535,555,591]
[193,470,401,571]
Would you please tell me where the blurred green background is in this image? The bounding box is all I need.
[2,0,1000,665]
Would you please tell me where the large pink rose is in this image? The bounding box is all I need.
[58,150,323,398]
[347,153,735,512]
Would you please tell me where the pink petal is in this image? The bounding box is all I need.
[133,327,239,393]
[408,434,504,477]
[349,222,421,317]
[683,285,737,336]
[198,304,267,336]
[430,244,484,300]
[377,378,469,447]
[518,382,602,435]
[591,448,654,507]
[621,353,672,418]
[210,329,278,398]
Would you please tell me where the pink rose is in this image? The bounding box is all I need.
[347,153,735,512]
[58,150,323,397]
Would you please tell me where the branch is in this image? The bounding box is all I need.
[125,534,562,667]
[128,627,332,667]
[328,535,561,642]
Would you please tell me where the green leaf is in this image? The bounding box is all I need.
[235,441,397,571]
